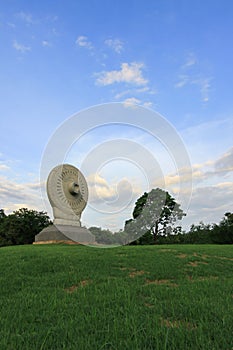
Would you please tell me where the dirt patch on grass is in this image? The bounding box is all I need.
[187,275,218,282]
[177,253,188,259]
[158,249,176,252]
[65,285,79,293]
[33,240,81,245]
[144,302,154,308]
[65,279,91,293]
[145,279,178,287]
[196,276,218,282]
[119,266,136,271]
[118,267,148,277]
[188,261,208,267]
[80,280,90,287]
[191,254,233,262]
[161,318,196,330]
[192,253,210,260]
[129,270,147,278]
[201,254,208,259]
[218,256,233,261]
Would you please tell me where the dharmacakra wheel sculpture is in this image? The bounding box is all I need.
[47,164,88,227]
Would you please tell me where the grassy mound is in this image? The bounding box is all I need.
[0,244,232,349]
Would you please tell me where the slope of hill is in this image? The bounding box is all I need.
[0,244,232,349]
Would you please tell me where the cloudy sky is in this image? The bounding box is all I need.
[0,0,233,232]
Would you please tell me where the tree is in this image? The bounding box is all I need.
[0,209,6,220]
[222,212,233,226]
[125,188,186,243]
[210,212,233,244]
[88,226,116,245]
[0,208,51,246]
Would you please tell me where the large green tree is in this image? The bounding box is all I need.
[0,208,51,246]
[125,188,186,243]
[210,212,233,244]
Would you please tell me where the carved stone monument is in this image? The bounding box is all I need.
[34,164,95,244]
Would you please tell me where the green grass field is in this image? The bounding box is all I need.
[0,244,232,350]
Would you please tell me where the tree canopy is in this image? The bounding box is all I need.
[0,208,51,246]
[125,188,186,243]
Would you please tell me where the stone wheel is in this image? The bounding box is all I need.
[47,164,88,216]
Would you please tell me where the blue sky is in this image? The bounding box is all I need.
[0,0,233,232]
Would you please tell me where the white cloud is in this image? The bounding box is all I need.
[143,101,153,108]
[42,40,51,47]
[123,98,153,109]
[184,181,233,227]
[175,75,211,103]
[0,164,10,171]
[87,173,141,209]
[136,86,150,93]
[123,97,141,107]
[15,11,34,24]
[96,62,148,86]
[7,22,16,28]
[104,38,124,53]
[175,52,211,103]
[88,173,109,187]
[195,78,211,103]
[114,90,131,99]
[214,147,233,175]
[13,40,31,53]
[114,86,157,100]
[0,175,44,214]
[161,146,233,189]
[75,35,93,49]
[175,74,189,88]
[182,52,197,68]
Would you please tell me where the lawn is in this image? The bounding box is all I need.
[0,244,232,349]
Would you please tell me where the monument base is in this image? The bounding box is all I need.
[34,224,95,244]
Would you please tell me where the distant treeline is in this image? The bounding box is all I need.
[155,215,233,245]
[0,208,232,247]
[90,212,233,245]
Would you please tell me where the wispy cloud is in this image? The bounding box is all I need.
[104,38,124,53]
[42,40,52,47]
[143,101,153,108]
[12,40,31,53]
[158,147,233,229]
[214,147,233,175]
[0,164,10,171]
[114,90,132,99]
[0,175,44,214]
[123,97,153,109]
[123,97,141,107]
[75,35,93,49]
[175,52,211,103]
[114,86,156,100]
[182,52,197,68]
[194,78,211,103]
[7,22,16,28]
[174,74,189,88]
[156,146,233,191]
[15,11,35,25]
[96,62,148,86]
[175,76,211,102]
[184,181,233,227]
